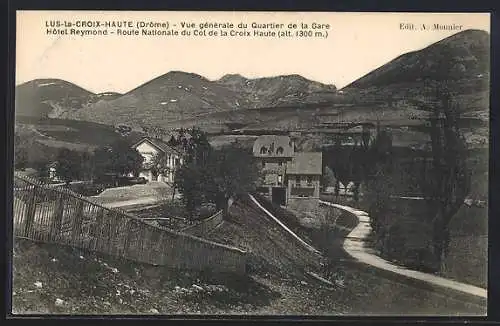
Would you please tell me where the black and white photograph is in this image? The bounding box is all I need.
[11,11,489,316]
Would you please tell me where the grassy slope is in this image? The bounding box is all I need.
[15,117,145,164]
[12,225,484,315]
[345,30,489,89]
[217,73,337,108]
[11,238,283,315]
[207,197,485,315]
[15,79,94,118]
[69,71,249,128]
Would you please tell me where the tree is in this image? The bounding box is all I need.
[174,161,206,218]
[206,142,260,211]
[362,124,394,241]
[93,139,143,177]
[349,145,366,202]
[150,151,178,199]
[55,148,83,185]
[173,127,213,218]
[79,151,94,180]
[413,83,471,272]
[14,133,28,170]
[167,135,178,147]
[115,124,132,137]
[174,129,259,218]
[328,137,350,197]
[321,165,335,190]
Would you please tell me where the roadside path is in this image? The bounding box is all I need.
[319,200,487,299]
[96,196,161,208]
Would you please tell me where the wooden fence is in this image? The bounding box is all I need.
[181,210,224,237]
[12,174,247,274]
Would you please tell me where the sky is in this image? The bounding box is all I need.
[16,11,490,93]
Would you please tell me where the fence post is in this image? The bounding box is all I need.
[91,209,105,251]
[49,194,65,241]
[71,200,85,244]
[23,188,38,237]
[107,211,119,256]
[122,220,135,259]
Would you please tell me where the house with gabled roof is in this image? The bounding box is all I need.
[253,135,322,213]
[131,137,184,183]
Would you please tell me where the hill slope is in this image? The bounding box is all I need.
[217,74,337,108]
[341,29,490,110]
[69,71,251,127]
[15,79,124,119]
[345,29,490,90]
[15,79,94,118]
[184,29,489,147]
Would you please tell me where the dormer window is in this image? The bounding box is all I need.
[276,146,284,155]
[260,146,267,154]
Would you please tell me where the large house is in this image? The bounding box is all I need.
[253,135,322,213]
[132,137,184,183]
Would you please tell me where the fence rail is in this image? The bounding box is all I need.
[12,173,247,274]
[181,210,225,237]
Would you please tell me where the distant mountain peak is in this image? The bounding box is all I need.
[218,73,248,83]
[446,28,489,38]
[344,29,490,89]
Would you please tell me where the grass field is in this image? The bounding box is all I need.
[16,117,145,152]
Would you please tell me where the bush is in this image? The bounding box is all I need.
[376,220,438,273]
[69,183,106,196]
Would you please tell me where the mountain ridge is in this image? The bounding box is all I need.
[15,29,489,148]
[343,29,490,90]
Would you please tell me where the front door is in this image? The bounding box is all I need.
[272,187,286,206]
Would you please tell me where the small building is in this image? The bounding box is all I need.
[132,137,184,183]
[47,161,62,182]
[286,152,323,212]
[253,135,322,213]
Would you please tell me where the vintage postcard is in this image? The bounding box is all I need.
[11,11,489,316]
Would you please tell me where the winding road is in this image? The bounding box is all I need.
[320,200,487,299]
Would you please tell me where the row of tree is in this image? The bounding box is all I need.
[19,138,144,185]
[355,83,471,272]
[323,122,392,202]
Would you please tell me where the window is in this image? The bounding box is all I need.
[277,175,283,186]
[278,162,283,166]
[295,176,300,187]
[262,161,266,168]
[307,176,313,186]
[260,146,267,154]
[276,146,284,155]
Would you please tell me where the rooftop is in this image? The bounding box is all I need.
[132,137,180,155]
[252,135,294,158]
